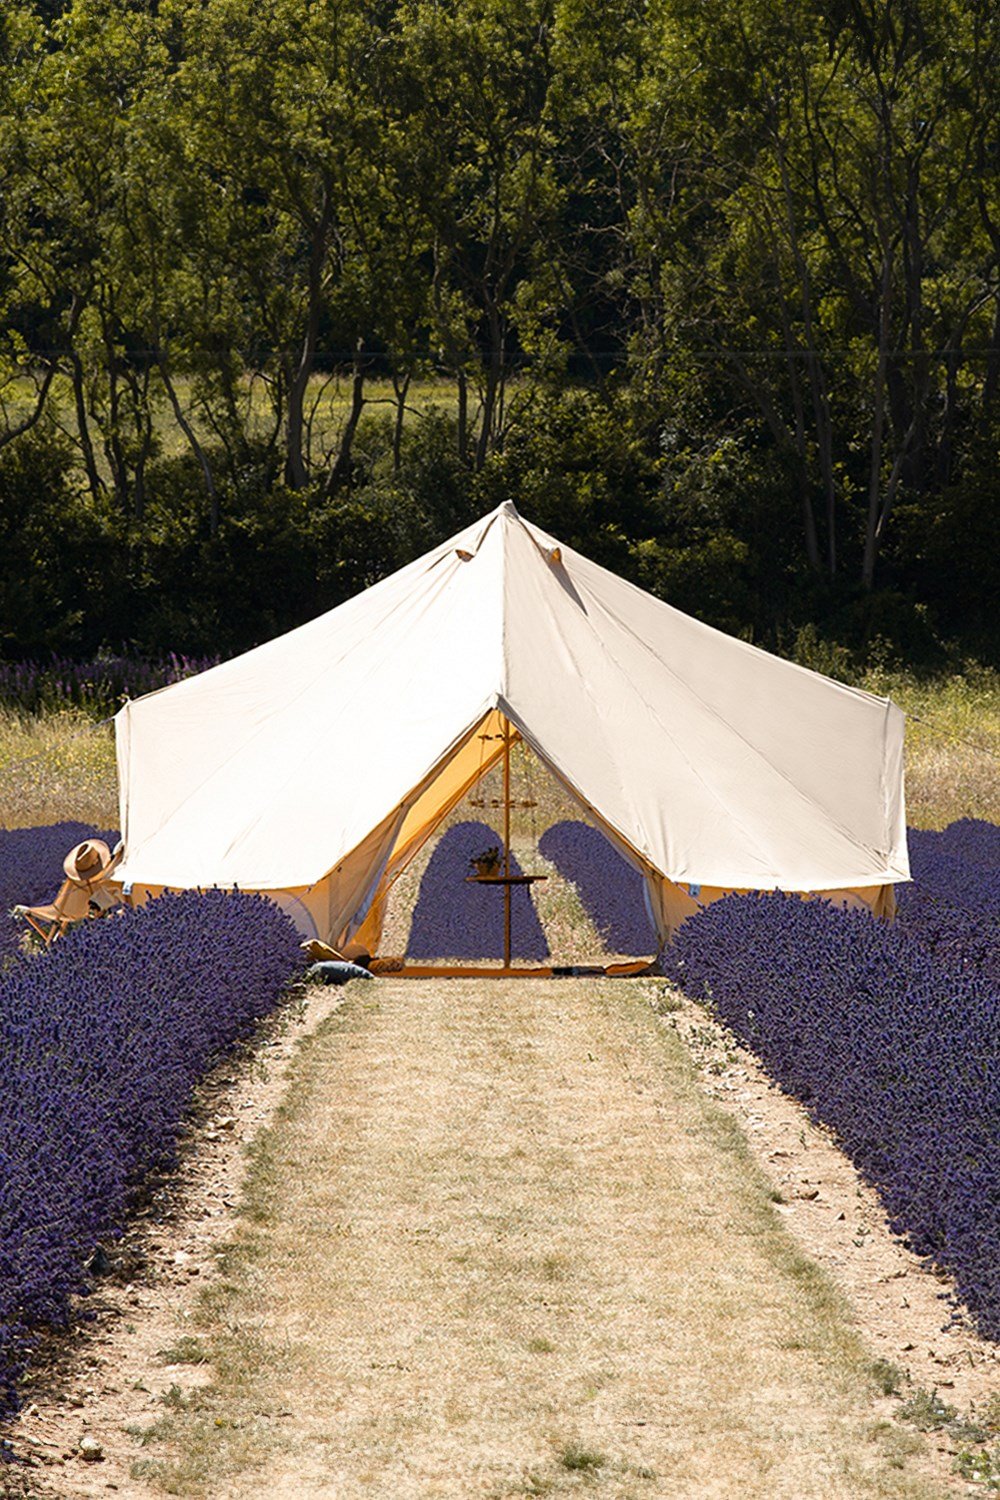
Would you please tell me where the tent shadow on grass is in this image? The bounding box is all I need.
[408,820,549,961]
[539,820,656,955]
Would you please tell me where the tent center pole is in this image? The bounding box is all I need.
[503,713,511,968]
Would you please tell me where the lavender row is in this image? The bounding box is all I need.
[0,653,217,717]
[897,820,1000,986]
[539,820,655,953]
[661,892,1000,1341]
[0,890,303,1416]
[408,821,548,959]
[538,814,1000,984]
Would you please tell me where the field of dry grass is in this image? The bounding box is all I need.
[863,668,1000,828]
[126,979,942,1499]
[0,708,117,831]
[7,372,465,475]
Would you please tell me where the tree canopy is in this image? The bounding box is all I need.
[0,0,997,662]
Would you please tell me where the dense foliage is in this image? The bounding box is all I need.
[0,821,118,965]
[0,889,303,1416]
[1,0,999,662]
[660,832,1000,1341]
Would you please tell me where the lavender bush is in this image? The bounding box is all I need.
[898,820,1000,985]
[0,823,119,967]
[539,820,656,954]
[0,890,303,1416]
[0,653,216,717]
[409,821,548,960]
[662,891,1000,1340]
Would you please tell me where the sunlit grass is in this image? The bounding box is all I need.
[861,666,1000,828]
[129,980,933,1498]
[0,706,117,830]
[7,372,467,473]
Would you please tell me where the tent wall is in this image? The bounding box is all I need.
[111,502,910,953]
[118,710,517,952]
[645,873,896,946]
[314,729,900,952]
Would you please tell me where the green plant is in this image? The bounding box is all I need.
[870,1359,905,1397]
[559,1443,606,1472]
[158,1336,210,1366]
[954,1447,1000,1490]
[977,1394,1000,1437]
[897,1387,958,1432]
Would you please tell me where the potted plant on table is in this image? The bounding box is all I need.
[470,845,502,877]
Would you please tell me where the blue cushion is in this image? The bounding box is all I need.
[306,960,373,985]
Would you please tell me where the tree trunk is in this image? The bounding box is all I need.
[475,308,503,471]
[128,366,155,523]
[392,371,411,473]
[862,253,893,591]
[982,298,1000,424]
[456,368,468,464]
[286,201,334,490]
[774,140,836,575]
[158,355,219,533]
[810,364,837,577]
[70,351,104,504]
[324,343,366,497]
[103,350,130,515]
[0,294,85,453]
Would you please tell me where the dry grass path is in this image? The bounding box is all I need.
[141,979,941,1498]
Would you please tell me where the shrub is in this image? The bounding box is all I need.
[0,654,216,718]
[0,427,113,659]
[539,820,655,954]
[661,889,1000,1340]
[0,889,303,1415]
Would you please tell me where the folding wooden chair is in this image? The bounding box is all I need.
[13,838,123,947]
[14,880,94,947]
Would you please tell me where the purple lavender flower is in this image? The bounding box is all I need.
[0,654,218,716]
[539,820,655,953]
[0,890,302,1416]
[663,882,1000,1341]
[408,821,548,959]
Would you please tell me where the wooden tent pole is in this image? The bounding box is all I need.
[503,713,511,968]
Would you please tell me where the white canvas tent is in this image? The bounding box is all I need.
[113,501,909,958]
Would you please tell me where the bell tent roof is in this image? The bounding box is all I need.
[114,501,908,900]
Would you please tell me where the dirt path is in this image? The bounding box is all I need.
[96,977,947,1500]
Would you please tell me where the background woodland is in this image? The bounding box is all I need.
[1,0,998,665]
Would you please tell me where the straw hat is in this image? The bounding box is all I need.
[63,839,117,886]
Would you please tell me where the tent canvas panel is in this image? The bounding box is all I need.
[113,502,908,957]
